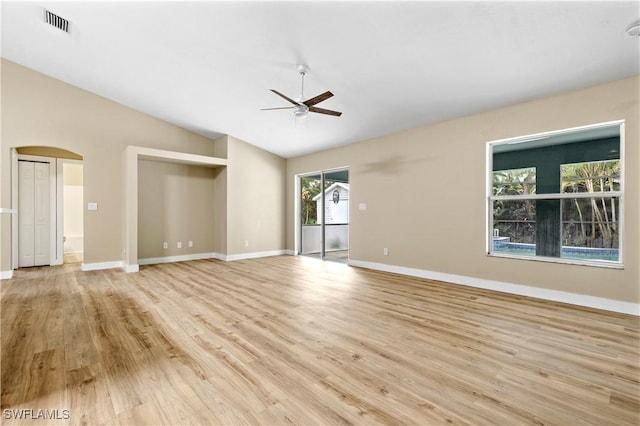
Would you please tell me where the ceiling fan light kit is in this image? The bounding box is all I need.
[261,64,342,124]
[294,105,309,126]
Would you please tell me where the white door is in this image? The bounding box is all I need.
[18,161,51,267]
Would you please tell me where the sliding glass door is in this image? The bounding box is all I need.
[300,173,322,258]
[298,169,349,262]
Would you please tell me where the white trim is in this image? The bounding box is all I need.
[138,252,220,266]
[0,270,13,280]
[294,175,301,255]
[11,148,18,270]
[124,146,227,268]
[48,159,58,265]
[486,119,625,146]
[295,167,350,258]
[225,250,289,262]
[619,122,625,266]
[56,160,63,266]
[14,154,59,267]
[348,259,639,316]
[135,250,290,267]
[81,260,123,272]
[488,251,623,269]
[122,263,139,273]
[486,120,625,269]
[135,146,228,167]
[491,191,622,201]
[0,208,17,214]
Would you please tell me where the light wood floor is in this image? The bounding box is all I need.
[1,256,638,425]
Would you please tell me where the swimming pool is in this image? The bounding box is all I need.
[493,241,619,261]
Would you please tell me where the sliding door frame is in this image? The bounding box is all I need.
[295,166,349,259]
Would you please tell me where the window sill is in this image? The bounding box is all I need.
[487,252,624,269]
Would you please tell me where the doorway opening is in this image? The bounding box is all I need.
[298,168,349,262]
[11,147,83,270]
[61,162,84,264]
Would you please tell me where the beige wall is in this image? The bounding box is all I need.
[226,136,286,255]
[2,58,636,305]
[286,76,639,303]
[0,59,286,270]
[63,162,84,186]
[138,160,218,259]
[212,137,229,255]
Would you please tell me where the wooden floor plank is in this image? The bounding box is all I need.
[1,256,638,425]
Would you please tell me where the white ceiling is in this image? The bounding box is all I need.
[2,1,639,158]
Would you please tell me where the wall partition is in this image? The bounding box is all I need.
[298,168,349,262]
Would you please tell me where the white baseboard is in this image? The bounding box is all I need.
[124,250,287,272]
[122,263,139,273]
[81,261,123,272]
[224,249,289,262]
[0,270,13,280]
[348,259,639,316]
[138,252,220,266]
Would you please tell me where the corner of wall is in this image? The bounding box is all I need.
[213,135,229,159]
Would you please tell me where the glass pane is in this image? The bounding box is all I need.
[490,123,621,265]
[492,199,536,255]
[300,174,322,256]
[562,197,619,261]
[322,169,349,262]
[561,160,620,194]
[492,167,536,196]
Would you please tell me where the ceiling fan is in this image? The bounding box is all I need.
[261,64,342,121]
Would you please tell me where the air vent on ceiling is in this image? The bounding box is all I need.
[44,9,70,33]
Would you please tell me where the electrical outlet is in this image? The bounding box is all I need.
[383,247,389,256]
[244,240,249,247]
[188,241,193,248]
[163,242,168,249]
[177,242,182,249]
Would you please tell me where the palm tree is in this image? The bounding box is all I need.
[300,177,322,225]
[492,168,536,243]
[562,160,619,248]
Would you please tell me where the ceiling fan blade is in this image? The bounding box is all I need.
[303,91,333,106]
[260,106,295,110]
[270,89,299,106]
[309,106,342,117]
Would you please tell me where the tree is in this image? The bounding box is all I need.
[492,168,536,243]
[561,160,619,248]
[300,177,322,225]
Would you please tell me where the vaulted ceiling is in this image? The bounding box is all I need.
[2,1,638,158]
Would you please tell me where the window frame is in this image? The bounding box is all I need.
[486,120,625,269]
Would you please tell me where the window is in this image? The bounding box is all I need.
[488,121,623,267]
